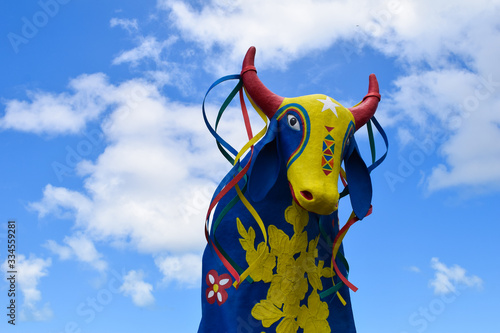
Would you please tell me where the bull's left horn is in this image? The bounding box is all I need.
[349,74,381,130]
[241,46,284,119]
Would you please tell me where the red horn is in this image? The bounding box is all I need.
[241,47,284,119]
[349,74,381,130]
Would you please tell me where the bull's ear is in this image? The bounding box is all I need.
[345,141,372,219]
[247,122,280,202]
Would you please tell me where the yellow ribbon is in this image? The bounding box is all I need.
[232,88,271,287]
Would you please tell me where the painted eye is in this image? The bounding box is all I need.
[287,114,301,131]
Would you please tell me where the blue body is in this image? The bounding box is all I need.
[198,152,356,333]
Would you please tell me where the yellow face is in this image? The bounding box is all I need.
[276,94,355,215]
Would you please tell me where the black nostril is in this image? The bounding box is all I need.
[300,191,313,201]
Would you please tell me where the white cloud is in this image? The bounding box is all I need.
[429,257,483,295]
[369,1,500,191]
[386,70,500,191]
[44,233,108,272]
[112,36,177,67]
[30,184,92,220]
[110,17,138,32]
[427,90,500,190]
[155,253,202,288]
[110,34,193,91]
[0,73,113,135]
[44,240,72,260]
[2,254,53,321]
[408,265,420,273]
[119,270,155,307]
[160,0,496,71]
[385,69,479,127]
[20,303,53,322]
[367,0,497,67]
[29,76,248,257]
[159,0,374,72]
[397,128,414,147]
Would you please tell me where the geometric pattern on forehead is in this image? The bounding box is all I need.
[321,125,335,176]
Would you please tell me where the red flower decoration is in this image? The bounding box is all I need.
[205,269,232,306]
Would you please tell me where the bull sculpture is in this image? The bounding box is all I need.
[199,46,385,333]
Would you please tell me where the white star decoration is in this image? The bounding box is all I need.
[317,96,339,117]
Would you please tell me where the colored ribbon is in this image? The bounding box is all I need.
[321,116,388,301]
[202,74,270,287]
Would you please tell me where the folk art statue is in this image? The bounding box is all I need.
[199,47,388,333]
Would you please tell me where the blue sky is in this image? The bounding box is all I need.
[0,0,499,332]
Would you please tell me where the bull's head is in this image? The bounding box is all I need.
[243,47,380,217]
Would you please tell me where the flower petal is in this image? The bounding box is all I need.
[206,269,218,286]
[216,288,229,306]
[206,287,216,304]
[218,273,233,288]
[217,292,223,303]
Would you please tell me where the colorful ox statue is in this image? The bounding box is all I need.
[199,47,385,333]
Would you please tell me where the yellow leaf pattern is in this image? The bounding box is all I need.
[237,201,334,332]
[297,291,330,333]
[252,299,284,327]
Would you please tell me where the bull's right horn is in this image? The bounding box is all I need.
[241,47,284,119]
